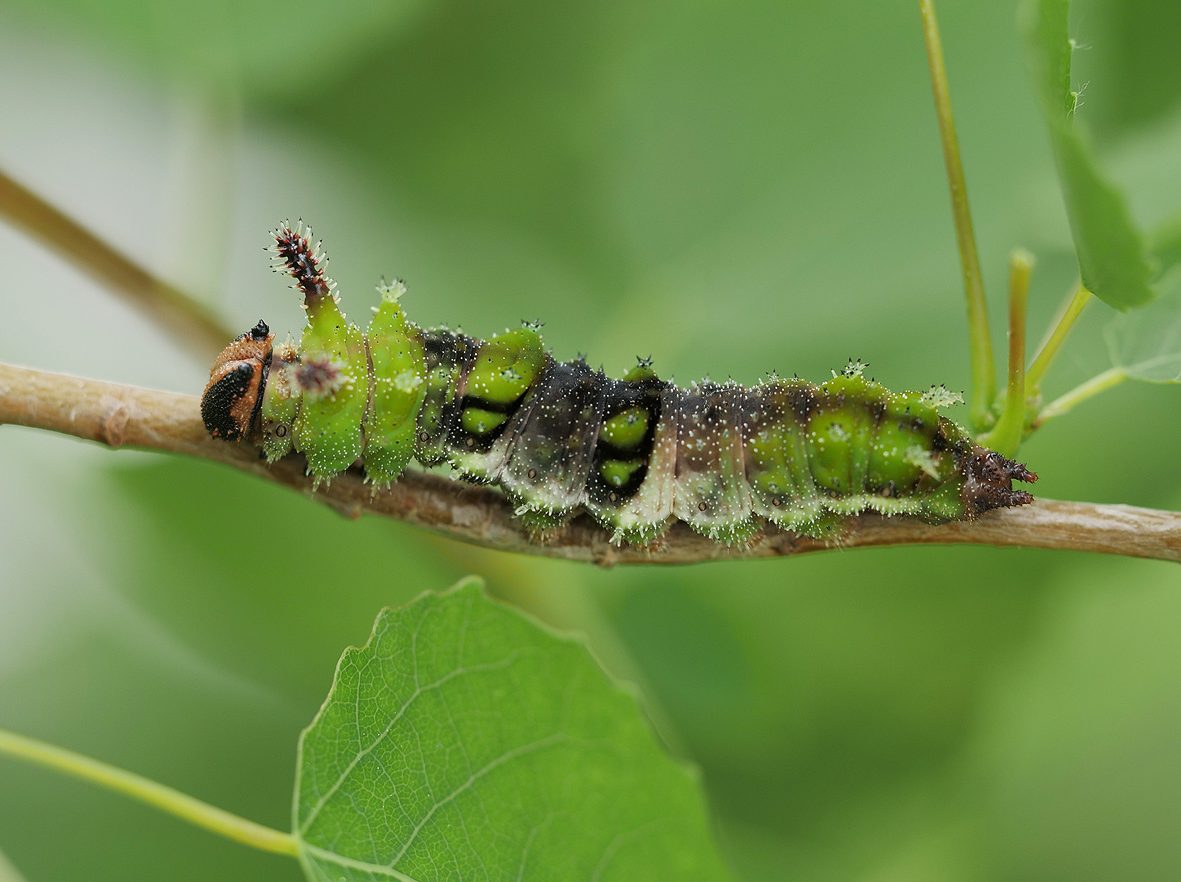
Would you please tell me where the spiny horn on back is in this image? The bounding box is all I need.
[271,220,335,304]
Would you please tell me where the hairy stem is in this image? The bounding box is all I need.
[0,168,233,357]
[1027,282,1092,394]
[0,727,298,858]
[1,362,1178,563]
[919,0,996,430]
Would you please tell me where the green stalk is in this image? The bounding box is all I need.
[1026,282,1092,394]
[0,727,299,858]
[919,0,996,430]
[1034,367,1129,425]
[980,250,1033,456]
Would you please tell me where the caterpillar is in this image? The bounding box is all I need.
[201,222,1036,545]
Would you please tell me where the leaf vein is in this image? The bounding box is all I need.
[299,650,529,834]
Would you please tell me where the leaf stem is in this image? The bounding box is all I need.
[919,0,995,430]
[1034,366,1128,424]
[980,250,1033,456]
[1026,281,1092,393]
[0,727,299,858]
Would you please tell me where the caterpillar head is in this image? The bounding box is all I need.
[201,320,273,441]
[960,447,1038,515]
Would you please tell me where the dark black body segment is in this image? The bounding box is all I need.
[201,365,256,440]
[500,359,608,514]
[585,374,665,506]
[415,328,480,464]
[671,381,755,538]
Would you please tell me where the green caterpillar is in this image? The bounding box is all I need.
[201,222,1036,545]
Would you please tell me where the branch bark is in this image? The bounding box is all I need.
[2,361,1178,565]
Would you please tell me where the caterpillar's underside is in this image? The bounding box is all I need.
[202,223,1036,545]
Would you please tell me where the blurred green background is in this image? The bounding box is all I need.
[1,1,1179,880]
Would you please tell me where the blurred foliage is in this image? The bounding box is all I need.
[1,1,1179,881]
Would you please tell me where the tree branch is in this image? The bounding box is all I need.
[0,169,233,358]
[2,361,1178,565]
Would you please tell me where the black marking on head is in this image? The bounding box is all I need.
[201,364,256,440]
[250,320,269,340]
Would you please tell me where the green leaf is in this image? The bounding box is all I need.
[1106,266,1181,383]
[293,580,731,882]
[1020,0,1157,309]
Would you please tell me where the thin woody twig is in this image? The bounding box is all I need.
[0,169,234,357]
[2,362,1177,565]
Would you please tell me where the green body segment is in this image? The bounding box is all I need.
[362,288,427,486]
[744,379,825,529]
[806,374,878,503]
[259,347,298,463]
[292,295,369,480]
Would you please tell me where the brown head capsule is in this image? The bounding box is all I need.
[201,320,273,440]
[959,447,1038,515]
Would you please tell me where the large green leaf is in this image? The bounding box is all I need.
[1020,0,1156,309]
[293,581,731,882]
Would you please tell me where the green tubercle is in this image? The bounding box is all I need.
[599,407,649,450]
[461,406,509,436]
[464,326,545,405]
[598,457,645,488]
